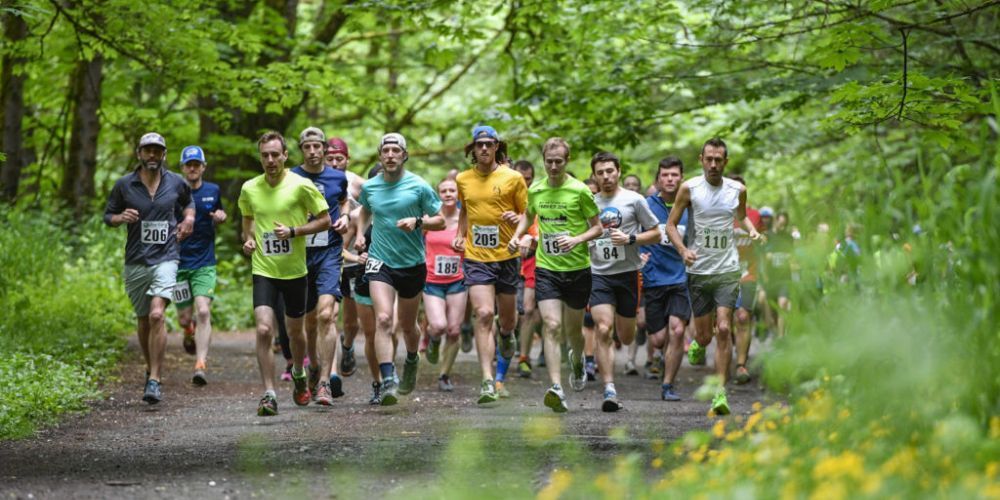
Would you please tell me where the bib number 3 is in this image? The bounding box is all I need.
[472,225,499,248]
[141,220,168,245]
[262,232,292,256]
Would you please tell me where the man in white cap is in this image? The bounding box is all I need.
[104,132,195,404]
[354,132,445,405]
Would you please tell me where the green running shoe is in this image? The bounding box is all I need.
[544,384,568,413]
[380,377,399,406]
[517,360,532,378]
[688,339,706,366]
[426,336,441,364]
[478,379,498,404]
[257,393,278,416]
[399,356,419,395]
[711,390,731,415]
[568,349,586,392]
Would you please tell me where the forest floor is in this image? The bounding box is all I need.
[0,330,770,498]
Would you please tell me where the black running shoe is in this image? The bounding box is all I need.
[142,379,162,405]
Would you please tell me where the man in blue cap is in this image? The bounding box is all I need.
[175,145,227,386]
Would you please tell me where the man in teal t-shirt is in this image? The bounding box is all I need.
[510,137,602,413]
[355,133,444,406]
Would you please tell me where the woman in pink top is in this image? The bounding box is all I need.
[423,178,468,391]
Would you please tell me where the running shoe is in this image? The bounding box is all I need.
[369,381,382,405]
[192,369,207,386]
[496,380,510,398]
[517,359,532,378]
[281,362,293,382]
[308,365,321,399]
[257,393,278,416]
[711,390,731,415]
[645,359,662,380]
[315,381,333,406]
[602,388,623,413]
[426,336,441,364]
[735,365,751,385]
[568,350,586,392]
[478,379,498,404]
[498,333,516,360]
[438,374,454,392]
[142,379,162,404]
[340,344,356,377]
[329,374,345,398]
[398,356,419,395]
[182,333,196,355]
[460,323,473,353]
[661,383,681,401]
[624,360,638,376]
[544,384,568,413]
[688,339,706,366]
[585,360,597,382]
[380,377,399,406]
[292,372,311,406]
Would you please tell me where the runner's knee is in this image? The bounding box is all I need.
[375,312,393,331]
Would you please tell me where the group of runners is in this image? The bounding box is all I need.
[105,125,809,417]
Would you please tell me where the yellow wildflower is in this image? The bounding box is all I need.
[813,451,865,481]
[712,419,726,439]
[538,469,572,500]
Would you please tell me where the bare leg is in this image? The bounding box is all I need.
[357,303,379,380]
[193,296,213,367]
[591,304,616,385]
[537,299,565,386]
[663,316,687,384]
[316,295,340,380]
[714,306,735,384]
[469,285,497,380]
[148,297,169,381]
[441,291,467,377]
[370,282,400,364]
[254,305,277,392]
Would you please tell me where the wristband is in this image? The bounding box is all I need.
[290,227,296,238]
[414,217,423,229]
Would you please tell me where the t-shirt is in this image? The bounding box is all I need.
[589,188,659,275]
[103,167,194,266]
[687,175,741,275]
[179,182,223,270]
[359,170,442,269]
[734,207,761,283]
[456,165,527,263]
[237,170,329,279]
[764,230,795,282]
[528,175,599,272]
[641,194,689,287]
[291,165,348,253]
[424,222,463,284]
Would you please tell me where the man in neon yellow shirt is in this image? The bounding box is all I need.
[239,131,332,416]
[509,137,603,413]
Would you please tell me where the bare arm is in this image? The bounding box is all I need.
[666,183,696,266]
[242,216,256,256]
[736,187,762,242]
[354,207,371,252]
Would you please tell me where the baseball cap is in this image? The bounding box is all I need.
[298,126,326,147]
[180,145,206,164]
[327,138,350,158]
[379,132,407,151]
[760,206,774,217]
[472,125,499,141]
[138,132,166,149]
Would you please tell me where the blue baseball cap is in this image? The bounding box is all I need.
[472,125,499,141]
[181,145,206,164]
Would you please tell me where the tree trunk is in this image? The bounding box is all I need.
[61,53,103,210]
[0,10,29,203]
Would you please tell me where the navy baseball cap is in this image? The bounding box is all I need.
[472,125,499,141]
[181,145,206,164]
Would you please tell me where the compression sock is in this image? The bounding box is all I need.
[496,351,511,382]
[379,362,395,381]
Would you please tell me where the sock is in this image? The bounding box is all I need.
[379,362,395,381]
[496,351,511,382]
[292,366,306,378]
[265,389,277,399]
[406,351,419,363]
[552,383,562,391]
[585,355,595,365]
[605,382,616,393]
[342,342,353,352]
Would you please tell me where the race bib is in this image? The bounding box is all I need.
[307,230,329,248]
[435,255,461,276]
[172,281,192,303]
[365,257,384,274]
[595,239,624,262]
[541,231,570,256]
[141,220,168,245]
[658,224,686,247]
[261,232,292,256]
[471,225,499,248]
[700,227,731,251]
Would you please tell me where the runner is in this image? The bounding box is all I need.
[728,174,762,384]
[327,139,362,381]
[290,127,351,405]
[665,138,762,416]
[762,210,794,338]
[512,160,541,379]
[238,131,332,416]
[588,152,661,412]
[355,133,444,406]
[348,163,385,404]
[643,156,693,402]
[325,137,364,202]
[509,137,602,413]
[103,132,194,404]
[453,125,527,403]
[174,145,226,386]
[423,178,467,392]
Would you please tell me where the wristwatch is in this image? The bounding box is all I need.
[414,217,423,229]
[628,234,636,245]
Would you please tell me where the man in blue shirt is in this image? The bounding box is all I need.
[175,145,226,386]
[290,127,351,405]
[640,157,691,402]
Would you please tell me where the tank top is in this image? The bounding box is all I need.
[688,175,741,275]
[424,221,464,284]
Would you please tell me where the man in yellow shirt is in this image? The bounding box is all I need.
[453,125,528,403]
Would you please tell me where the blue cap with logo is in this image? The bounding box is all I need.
[181,145,206,165]
[472,125,499,141]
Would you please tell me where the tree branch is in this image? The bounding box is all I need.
[897,28,909,121]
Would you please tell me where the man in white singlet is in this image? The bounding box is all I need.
[665,137,762,416]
